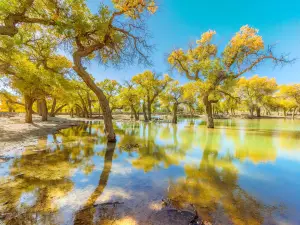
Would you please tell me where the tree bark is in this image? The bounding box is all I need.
[143,102,148,122]
[292,108,297,120]
[73,53,116,142]
[70,108,74,118]
[87,92,93,118]
[203,95,214,128]
[78,93,89,118]
[37,100,42,116]
[41,98,48,121]
[53,104,67,116]
[131,105,139,120]
[283,109,287,117]
[24,95,34,123]
[249,107,254,118]
[147,96,152,121]
[256,107,261,117]
[172,103,178,124]
[50,97,56,117]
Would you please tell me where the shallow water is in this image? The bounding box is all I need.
[1,119,300,225]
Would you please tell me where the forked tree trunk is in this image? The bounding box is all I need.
[172,103,178,124]
[143,102,148,122]
[25,95,34,123]
[41,98,48,121]
[73,53,116,142]
[203,95,214,128]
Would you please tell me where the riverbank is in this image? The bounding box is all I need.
[0,115,97,156]
[1,113,298,156]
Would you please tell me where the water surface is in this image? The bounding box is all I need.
[1,119,300,225]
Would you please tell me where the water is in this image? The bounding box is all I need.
[1,119,300,225]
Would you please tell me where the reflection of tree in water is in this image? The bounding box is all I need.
[0,123,103,225]
[118,122,188,172]
[167,133,277,225]
[73,142,116,225]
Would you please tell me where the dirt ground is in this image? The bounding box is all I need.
[0,114,96,155]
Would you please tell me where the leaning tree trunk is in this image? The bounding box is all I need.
[24,95,34,123]
[52,104,67,117]
[203,95,214,128]
[143,102,148,122]
[49,98,56,117]
[256,107,261,117]
[172,103,178,124]
[73,53,116,142]
[41,98,48,121]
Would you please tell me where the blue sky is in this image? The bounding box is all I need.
[85,0,300,84]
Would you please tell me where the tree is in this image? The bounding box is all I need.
[182,82,201,117]
[278,84,300,119]
[119,81,142,120]
[1,0,158,142]
[0,90,24,112]
[160,81,185,123]
[132,71,172,121]
[237,75,278,117]
[0,28,72,122]
[97,79,122,113]
[168,25,291,128]
[69,0,158,142]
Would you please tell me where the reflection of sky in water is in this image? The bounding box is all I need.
[1,118,300,224]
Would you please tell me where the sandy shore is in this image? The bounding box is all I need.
[0,115,98,156]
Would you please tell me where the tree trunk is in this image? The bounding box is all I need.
[147,97,152,121]
[71,108,74,118]
[256,107,261,117]
[249,107,254,118]
[50,98,56,117]
[172,103,178,124]
[203,95,214,128]
[37,100,42,116]
[143,102,148,122]
[25,95,34,123]
[41,98,48,121]
[283,109,287,117]
[53,104,67,116]
[87,92,93,118]
[78,93,89,118]
[131,105,139,121]
[73,53,116,142]
[292,108,297,120]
